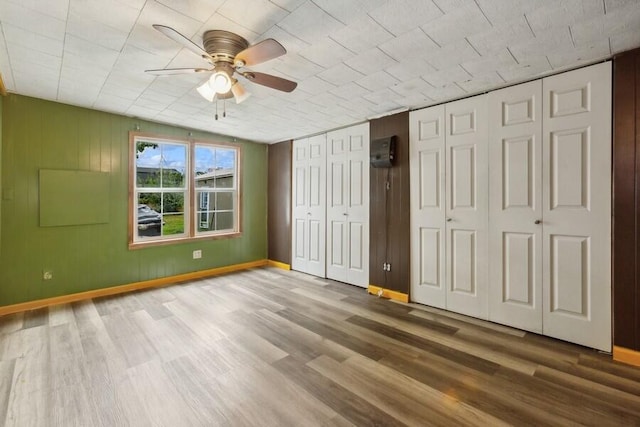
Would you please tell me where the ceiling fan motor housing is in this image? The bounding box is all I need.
[203,30,249,64]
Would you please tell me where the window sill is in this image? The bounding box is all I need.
[128,231,242,250]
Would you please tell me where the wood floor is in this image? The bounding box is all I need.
[1,268,639,426]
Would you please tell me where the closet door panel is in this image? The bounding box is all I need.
[445,94,489,320]
[326,124,369,287]
[410,105,446,308]
[327,130,348,282]
[542,62,611,351]
[291,138,309,272]
[303,134,327,278]
[345,124,370,287]
[488,80,543,332]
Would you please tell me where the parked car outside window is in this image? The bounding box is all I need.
[137,204,163,236]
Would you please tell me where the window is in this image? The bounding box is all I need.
[130,133,240,247]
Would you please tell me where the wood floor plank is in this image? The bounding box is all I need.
[309,354,510,427]
[131,310,205,362]
[493,366,640,425]
[406,303,527,337]
[0,359,16,426]
[277,309,390,361]
[1,267,639,425]
[101,312,157,368]
[0,312,24,335]
[233,308,356,363]
[347,315,501,374]
[533,365,640,417]
[378,351,576,426]
[48,303,76,327]
[4,330,51,427]
[273,355,406,427]
[22,308,48,330]
[81,359,146,427]
[126,359,204,427]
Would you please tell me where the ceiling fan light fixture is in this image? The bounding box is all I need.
[197,81,216,102]
[231,80,251,104]
[209,70,232,94]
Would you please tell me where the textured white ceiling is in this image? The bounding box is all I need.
[0,0,639,143]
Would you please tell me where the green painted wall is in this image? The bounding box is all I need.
[0,94,267,306]
[0,95,3,260]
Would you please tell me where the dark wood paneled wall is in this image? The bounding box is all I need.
[369,112,410,294]
[613,48,640,351]
[267,140,292,264]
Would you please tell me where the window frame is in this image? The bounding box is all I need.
[128,131,242,249]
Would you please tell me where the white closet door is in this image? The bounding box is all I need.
[291,135,326,277]
[327,123,369,287]
[410,105,446,308]
[292,137,309,273]
[445,94,489,319]
[327,128,348,282]
[345,123,369,287]
[488,80,543,332]
[542,62,611,351]
[306,134,327,277]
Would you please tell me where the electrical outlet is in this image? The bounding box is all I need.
[43,271,53,280]
[193,250,202,259]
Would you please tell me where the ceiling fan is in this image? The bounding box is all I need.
[146,25,297,107]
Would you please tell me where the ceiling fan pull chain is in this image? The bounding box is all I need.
[215,98,219,120]
[223,97,227,118]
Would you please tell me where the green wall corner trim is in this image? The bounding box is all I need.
[39,169,110,226]
[0,259,268,316]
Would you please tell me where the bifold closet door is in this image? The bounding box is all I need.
[410,105,446,308]
[326,123,370,287]
[488,80,543,332]
[542,62,611,351]
[291,135,326,277]
[445,95,489,320]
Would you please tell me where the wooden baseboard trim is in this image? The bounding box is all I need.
[367,285,409,303]
[267,260,291,270]
[613,346,640,367]
[0,259,268,316]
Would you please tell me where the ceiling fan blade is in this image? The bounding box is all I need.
[241,71,297,92]
[235,39,286,66]
[153,24,212,61]
[145,67,211,75]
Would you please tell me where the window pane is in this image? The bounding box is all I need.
[215,212,234,231]
[215,148,236,188]
[162,192,185,235]
[137,194,162,238]
[196,190,214,232]
[194,145,236,189]
[136,141,186,188]
[161,144,187,188]
[163,212,184,235]
[197,210,214,232]
[216,191,234,211]
[162,168,186,188]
